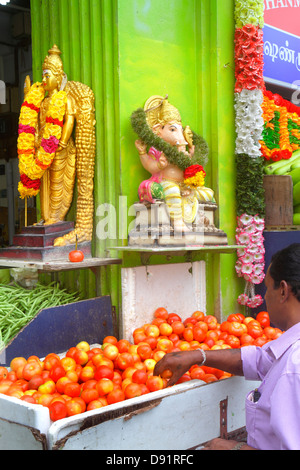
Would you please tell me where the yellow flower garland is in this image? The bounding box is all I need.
[17,82,67,198]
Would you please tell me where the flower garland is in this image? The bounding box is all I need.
[235,213,265,308]
[234,24,264,94]
[260,90,300,161]
[131,107,209,171]
[234,0,265,309]
[18,83,67,199]
[184,164,206,188]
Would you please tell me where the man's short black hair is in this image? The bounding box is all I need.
[270,243,300,302]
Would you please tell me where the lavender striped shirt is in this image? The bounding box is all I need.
[241,322,300,450]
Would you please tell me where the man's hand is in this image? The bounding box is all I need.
[153,350,204,387]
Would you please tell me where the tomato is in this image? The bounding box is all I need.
[156,338,174,353]
[61,357,76,372]
[190,366,205,381]
[87,399,105,411]
[256,311,270,328]
[146,375,164,391]
[0,367,8,381]
[227,313,244,323]
[73,396,86,413]
[206,330,220,342]
[240,333,255,346]
[69,249,84,262]
[73,349,89,366]
[159,322,173,336]
[204,337,215,348]
[193,326,206,343]
[116,352,134,370]
[66,399,83,416]
[82,379,97,390]
[49,401,68,421]
[64,382,81,398]
[66,347,79,359]
[107,387,125,405]
[44,354,61,371]
[94,365,114,381]
[219,331,229,341]
[225,335,240,349]
[183,327,194,342]
[247,322,263,339]
[10,357,26,372]
[137,343,152,360]
[56,377,72,394]
[124,382,143,399]
[81,388,99,404]
[227,321,247,337]
[20,395,37,404]
[116,339,131,353]
[49,365,66,383]
[7,371,17,382]
[96,378,114,396]
[171,321,185,336]
[102,335,118,346]
[192,311,205,321]
[27,375,44,390]
[176,373,191,384]
[183,317,198,326]
[203,315,218,330]
[202,374,218,383]
[167,313,182,324]
[79,365,95,382]
[273,328,283,339]
[220,321,230,332]
[254,336,268,347]
[154,307,169,320]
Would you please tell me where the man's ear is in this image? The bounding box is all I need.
[280,280,290,303]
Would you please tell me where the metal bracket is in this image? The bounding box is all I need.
[220,398,228,439]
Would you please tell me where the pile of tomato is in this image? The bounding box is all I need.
[0,308,282,422]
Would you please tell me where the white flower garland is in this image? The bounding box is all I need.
[234,89,264,157]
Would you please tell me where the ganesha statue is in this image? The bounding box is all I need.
[129,95,227,246]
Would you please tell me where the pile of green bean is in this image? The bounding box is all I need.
[0,283,80,347]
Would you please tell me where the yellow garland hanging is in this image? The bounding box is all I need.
[17,82,67,199]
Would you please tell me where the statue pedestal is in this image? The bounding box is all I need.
[128,201,228,247]
[0,222,91,261]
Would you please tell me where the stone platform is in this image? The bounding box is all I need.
[0,221,91,261]
[128,201,228,247]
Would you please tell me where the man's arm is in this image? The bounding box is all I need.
[153,348,244,387]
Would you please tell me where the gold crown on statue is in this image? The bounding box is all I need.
[144,95,182,128]
[42,44,64,77]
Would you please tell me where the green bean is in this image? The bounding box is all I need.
[0,282,80,346]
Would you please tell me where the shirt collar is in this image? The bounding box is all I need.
[266,322,300,360]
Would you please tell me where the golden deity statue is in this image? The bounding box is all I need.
[22,45,96,246]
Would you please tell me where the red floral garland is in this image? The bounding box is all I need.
[234,24,264,93]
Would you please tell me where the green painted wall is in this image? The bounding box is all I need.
[29,0,242,320]
[116,0,242,319]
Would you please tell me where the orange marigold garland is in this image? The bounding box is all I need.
[260,90,300,162]
[17,83,67,199]
[184,164,206,188]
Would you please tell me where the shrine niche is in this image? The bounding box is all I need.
[129,95,228,246]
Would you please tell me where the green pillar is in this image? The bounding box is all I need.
[30,0,241,320]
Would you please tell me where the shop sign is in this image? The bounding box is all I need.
[263,0,300,89]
